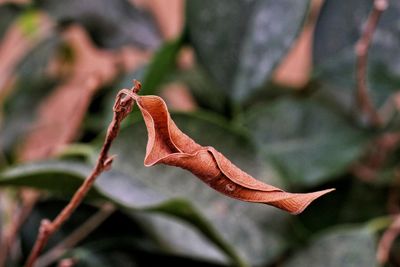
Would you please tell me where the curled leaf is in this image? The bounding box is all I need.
[131,93,334,214]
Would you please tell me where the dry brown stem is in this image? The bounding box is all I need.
[35,203,115,267]
[56,258,76,267]
[355,0,388,126]
[24,81,141,267]
[352,132,400,181]
[0,190,38,267]
[377,214,400,264]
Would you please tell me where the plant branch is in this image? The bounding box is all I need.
[57,258,76,267]
[0,190,38,267]
[24,80,141,267]
[377,214,400,264]
[35,203,115,267]
[355,0,388,127]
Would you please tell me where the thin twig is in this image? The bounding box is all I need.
[0,190,38,267]
[24,80,141,267]
[57,258,76,267]
[355,0,388,127]
[377,214,400,264]
[35,203,116,267]
[351,132,400,181]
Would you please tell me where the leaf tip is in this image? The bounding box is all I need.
[288,188,335,215]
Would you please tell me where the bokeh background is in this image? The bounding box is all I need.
[0,0,400,266]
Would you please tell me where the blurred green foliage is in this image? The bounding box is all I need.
[1,0,400,266]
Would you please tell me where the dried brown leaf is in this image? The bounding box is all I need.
[272,0,323,88]
[132,0,184,40]
[19,26,118,161]
[18,77,99,161]
[20,25,151,162]
[0,13,53,99]
[131,93,334,214]
[160,82,197,112]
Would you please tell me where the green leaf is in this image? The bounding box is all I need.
[0,161,243,266]
[244,97,370,186]
[186,0,310,101]
[0,162,156,204]
[17,9,42,38]
[282,227,378,267]
[33,0,161,49]
[313,0,400,107]
[109,112,288,266]
[69,239,227,267]
[141,36,184,95]
[175,66,229,114]
[20,199,153,256]
[19,200,177,267]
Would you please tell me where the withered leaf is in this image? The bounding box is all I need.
[19,26,118,161]
[132,93,334,214]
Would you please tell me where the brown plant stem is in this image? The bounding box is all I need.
[355,0,388,127]
[36,203,116,267]
[57,258,76,267]
[377,214,400,264]
[0,190,37,267]
[24,81,141,267]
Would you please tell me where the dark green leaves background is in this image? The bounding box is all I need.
[1,0,399,266]
[186,0,309,101]
[314,0,400,108]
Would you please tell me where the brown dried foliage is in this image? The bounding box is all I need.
[20,25,123,161]
[119,91,334,214]
[0,13,53,100]
[25,81,332,267]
